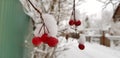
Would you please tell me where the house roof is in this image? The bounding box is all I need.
[113,3,120,18]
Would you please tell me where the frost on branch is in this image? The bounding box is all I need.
[19,0,73,58]
[34,14,57,37]
[20,0,86,58]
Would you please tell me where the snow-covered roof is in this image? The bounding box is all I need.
[113,3,120,22]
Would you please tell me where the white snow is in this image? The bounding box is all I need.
[33,14,57,37]
[20,0,120,58]
[111,22,120,35]
[57,37,120,58]
[78,34,86,44]
[42,14,58,37]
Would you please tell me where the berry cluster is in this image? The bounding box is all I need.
[69,19,85,50]
[69,19,81,26]
[32,33,58,47]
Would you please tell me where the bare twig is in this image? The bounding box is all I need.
[27,0,50,33]
[27,0,44,21]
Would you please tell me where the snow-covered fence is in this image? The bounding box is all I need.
[85,35,101,43]
[85,34,111,47]
[106,36,120,48]
[85,29,120,48]
[85,34,110,47]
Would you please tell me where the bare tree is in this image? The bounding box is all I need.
[97,0,120,10]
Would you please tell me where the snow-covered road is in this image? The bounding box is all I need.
[58,41,120,58]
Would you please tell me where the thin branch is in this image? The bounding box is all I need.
[55,48,69,53]
[73,0,76,21]
[27,0,44,21]
[27,0,50,33]
[38,24,44,33]
[57,0,61,25]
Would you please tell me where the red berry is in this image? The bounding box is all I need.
[75,20,81,26]
[69,20,75,26]
[47,37,58,47]
[32,37,42,46]
[41,33,49,43]
[78,43,85,50]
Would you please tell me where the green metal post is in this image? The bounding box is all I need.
[0,0,29,58]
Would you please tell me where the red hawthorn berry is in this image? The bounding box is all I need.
[78,43,85,50]
[41,33,49,43]
[75,20,81,26]
[32,37,42,46]
[69,20,75,26]
[47,36,58,47]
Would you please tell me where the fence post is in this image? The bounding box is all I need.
[100,31,110,47]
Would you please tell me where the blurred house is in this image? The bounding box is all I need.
[113,4,120,22]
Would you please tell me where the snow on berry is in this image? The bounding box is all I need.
[43,14,58,37]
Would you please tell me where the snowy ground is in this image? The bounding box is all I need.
[57,38,120,58]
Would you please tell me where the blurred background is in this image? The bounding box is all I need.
[0,0,120,58]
